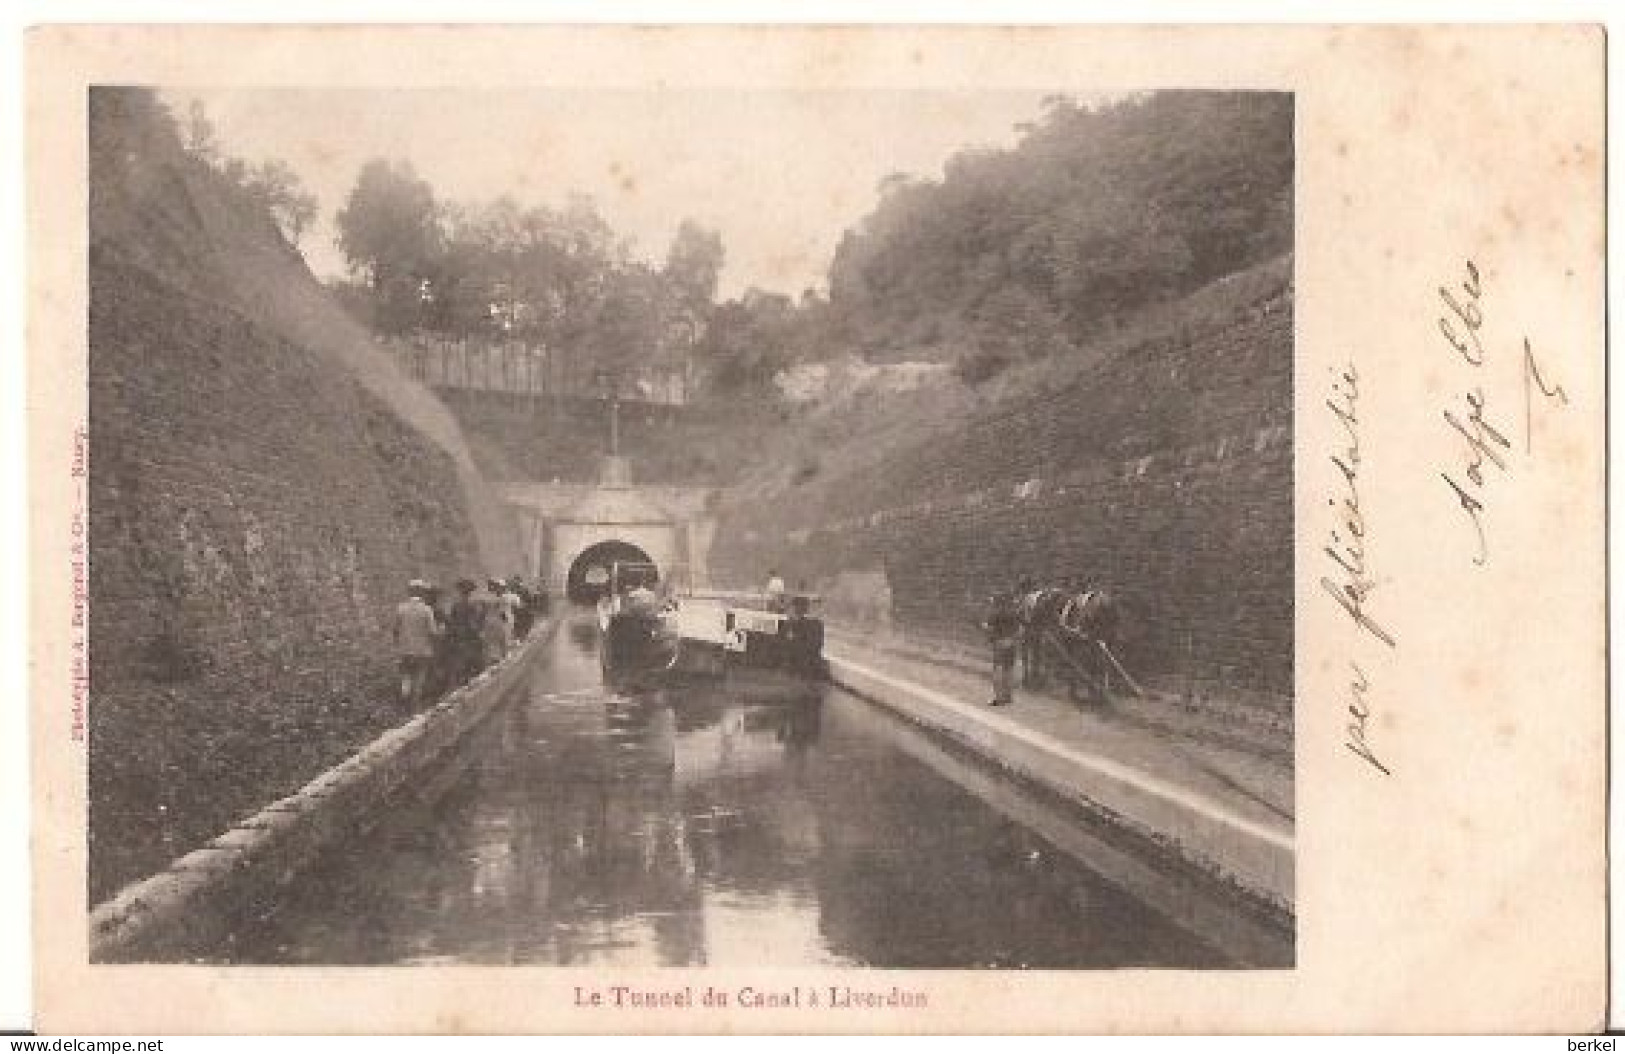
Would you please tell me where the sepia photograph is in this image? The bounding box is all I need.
[84,83,1295,970]
[24,23,1605,1035]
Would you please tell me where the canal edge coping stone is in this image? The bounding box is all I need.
[87,620,559,962]
[824,649,1295,919]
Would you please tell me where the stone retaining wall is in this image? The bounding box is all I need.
[88,625,551,963]
[714,285,1294,714]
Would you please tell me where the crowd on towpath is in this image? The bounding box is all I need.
[389,575,551,710]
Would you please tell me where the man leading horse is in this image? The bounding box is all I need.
[1013,575,1125,704]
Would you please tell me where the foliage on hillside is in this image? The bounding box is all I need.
[332,159,723,397]
[319,91,1290,398]
[683,92,1292,392]
[825,92,1292,377]
[178,99,320,248]
[711,254,1296,701]
[732,254,1292,499]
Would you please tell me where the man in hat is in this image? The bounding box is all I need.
[391,580,439,709]
[981,587,1022,707]
[445,578,486,685]
[419,580,453,698]
[1014,574,1044,688]
[622,567,660,619]
[764,568,787,613]
[508,575,534,641]
[479,576,512,664]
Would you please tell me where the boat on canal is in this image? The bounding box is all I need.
[597,562,826,695]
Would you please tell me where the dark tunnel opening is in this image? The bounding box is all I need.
[565,539,657,605]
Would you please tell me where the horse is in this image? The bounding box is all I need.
[1017,583,1125,704]
[1016,586,1069,688]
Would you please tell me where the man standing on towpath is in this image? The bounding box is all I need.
[446,578,486,686]
[391,580,439,709]
[981,588,1022,707]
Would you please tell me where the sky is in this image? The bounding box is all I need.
[165,88,1055,298]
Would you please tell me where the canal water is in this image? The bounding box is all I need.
[225,616,1253,968]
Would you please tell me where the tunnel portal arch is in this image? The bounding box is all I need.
[565,539,657,605]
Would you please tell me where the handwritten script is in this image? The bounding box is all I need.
[1321,362,1396,777]
[1320,361,1397,651]
[1436,260,1570,565]
[1327,258,1572,780]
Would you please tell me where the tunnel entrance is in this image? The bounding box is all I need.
[565,540,657,605]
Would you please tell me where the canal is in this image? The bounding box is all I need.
[223,616,1271,969]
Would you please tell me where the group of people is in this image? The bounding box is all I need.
[390,575,552,708]
[981,575,1122,708]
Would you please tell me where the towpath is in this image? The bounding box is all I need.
[824,626,1294,912]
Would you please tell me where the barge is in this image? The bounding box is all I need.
[597,564,826,692]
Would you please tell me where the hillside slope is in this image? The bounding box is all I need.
[437,389,790,486]
[90,90,519,570]
[86,89,501,899]
[712,256,1294,709]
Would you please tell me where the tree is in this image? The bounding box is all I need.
[956,285,1073,383]
[327,168,732,401]
[664,220,724,309]
[421,215,499,338]
[241,159,319,247]
[581,265,666,392]
[169,101,319,249]
[659,220,724,388]
[825,91,1293,362]
[695,288,796,393]
[335,159,441,333]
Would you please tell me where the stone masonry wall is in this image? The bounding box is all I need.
[712,284,1293,710]
[88,250,483,900]
[437,388,784,486]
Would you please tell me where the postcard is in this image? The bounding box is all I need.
[25,23,1606,1033]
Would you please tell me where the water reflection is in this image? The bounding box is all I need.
[226,618,1244,968]
[565,618,600,655]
